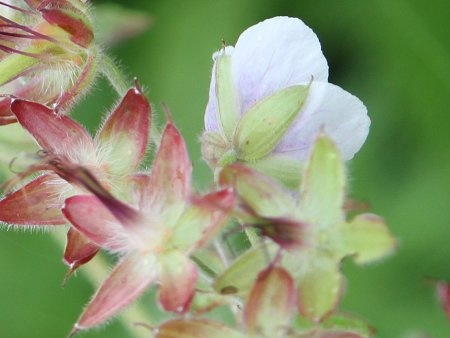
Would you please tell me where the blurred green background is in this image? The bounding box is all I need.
[0,0,449,337]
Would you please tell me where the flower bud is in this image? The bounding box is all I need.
[0,0,98,124]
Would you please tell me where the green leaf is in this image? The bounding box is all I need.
[235,85,309,161]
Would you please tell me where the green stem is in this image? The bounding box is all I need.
[100,53,130,96]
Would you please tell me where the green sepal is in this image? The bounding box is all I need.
[215,48,240,140]
[339,214,396,265]
[0,42,57,86]
[321,313,375,337]
[297,255,344,322]
[299,134,345,229]
[235,84,309,161]
[213,242,278,295]
[248,154,303,189]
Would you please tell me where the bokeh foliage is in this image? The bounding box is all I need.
[0,0,448,337]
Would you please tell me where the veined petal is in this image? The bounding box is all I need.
[62,195,131,252]
[158,250,198,313]
[63,228,99,275]
[11,99,94,155]
[71,252,157,333]
[339,214,396,265]
[0,174,66,226]
[297,256,344,322]
[219,164,296,219]
[232,16,328,113]
[244,266,296,337]
[170,188,234,251]
[156,319,245,338]
[97,86,151,172]
[299,134,345,229]
[275,82,370,161]
[145,123,191,215]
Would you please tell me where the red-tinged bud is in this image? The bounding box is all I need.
[0,0,98,122]
[40,4,94,48]
[63,228,99,284]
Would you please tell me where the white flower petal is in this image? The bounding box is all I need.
[232,16,328,113]
[274,82,370,160]
[205,62,220,132]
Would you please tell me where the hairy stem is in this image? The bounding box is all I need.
[100,53,129,96]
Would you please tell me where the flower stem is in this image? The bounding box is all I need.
[100,53,129,96]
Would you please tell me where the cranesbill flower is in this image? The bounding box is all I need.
[215,134,396,322]
[201,17,370,187]
[0,0,98,124]
[0,85,150,273]
[62,121,235,335]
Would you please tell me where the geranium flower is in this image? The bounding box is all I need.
[201,16,370,187]
[0,85,150,274]
[215,134,396,322]
[62,121,235,335]
[0,0,98,124]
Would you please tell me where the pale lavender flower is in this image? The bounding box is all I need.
[202,16,370,187]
